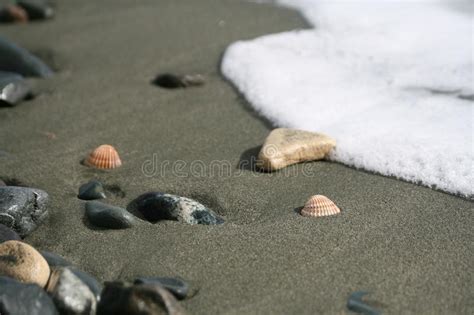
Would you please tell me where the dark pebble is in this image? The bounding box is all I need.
[40,250,73,267]
[69,267,103,302]
[134,277,189,300]
[0,71,31,106]
[347,291,381,315]
[0,223,21,243]
[0,276,58,315]
[0,36,53,78]
[85,201,135,229]
[134,192,223,225]
[0,186,49,237]
[46,267,96,315]
[152,73,185,88]
[17,0,54,20]
[78,180,106,200]
[98,281,186,315]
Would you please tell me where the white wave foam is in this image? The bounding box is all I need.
[223,0,473,197]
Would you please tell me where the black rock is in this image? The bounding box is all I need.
[69,267,103,302]
[134,192,223,225]
[46,267,96,315]
[152,73,205,89]
[78,180,106,200]
[134,277,189,300]
[17,0,54,20]
[98,281,186,315]
[40,250,73,267]
[152,73,185,89]
[0,186,49,237]
[0,71,31,106]
[0,223,21,243]
[85,201,135,229]
[0,36,53,78]
[0,276,58,315]
[133,192,167,222]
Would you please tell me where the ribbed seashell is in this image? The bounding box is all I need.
[85,145,122,169]
[301,195,340,217]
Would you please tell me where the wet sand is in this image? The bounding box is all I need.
[0,0,472,314]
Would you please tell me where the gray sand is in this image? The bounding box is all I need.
[0,0,472,314]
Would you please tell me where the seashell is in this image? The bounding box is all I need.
[301,195,340,217]
[85,145,122,169]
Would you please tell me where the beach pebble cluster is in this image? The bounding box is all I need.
[0,238,191,314]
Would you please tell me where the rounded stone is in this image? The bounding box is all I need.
[78,180,106,200]
[0,240,50,287]
[0,223,21,243]
[85,201,135,229]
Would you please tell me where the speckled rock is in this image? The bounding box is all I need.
[69,267,103,302]
[46,267,96,315]
[0,223,21,243]
[0,186,49,237]
[135,192,223,225]
[134,277,189,300]
[0,71,31,106]
[0,37,53,77]
[85,201,135,229]
[0,240,50,287]
[0,276,58,315]
[78,180,106,200]
[257,128,336,171]
[98,281,186,315]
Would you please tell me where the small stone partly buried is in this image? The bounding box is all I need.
[134,192,224,225]
[152,73,205,89]
[0,276,58,315]
[17,0,54,20]
[85,200,135,229]
[78,180,106,200]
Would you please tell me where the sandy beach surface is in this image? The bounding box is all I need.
[0,0,472,314]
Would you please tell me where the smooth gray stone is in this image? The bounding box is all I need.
[85,201,134,229]
[0,276,58,315]
[0,223,21,243]
[0,71,30,106]
[0,186,49,237]
[78,180,106,200]
[98,281,186,315]
[135,192,224,225]
[46,267,96,315]
[69,267,103,302]
[134,277,189,300]
[40,250,73,267]
[0,36,53,78]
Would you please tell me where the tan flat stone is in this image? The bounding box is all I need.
[257,128,336,171]
[0,240,50,287]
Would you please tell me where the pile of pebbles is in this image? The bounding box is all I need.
[0,184,195,314]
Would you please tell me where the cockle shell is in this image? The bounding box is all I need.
[85,145,122,169]
[301,195,340,217]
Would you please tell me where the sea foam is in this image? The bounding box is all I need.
[222,0,473,197]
